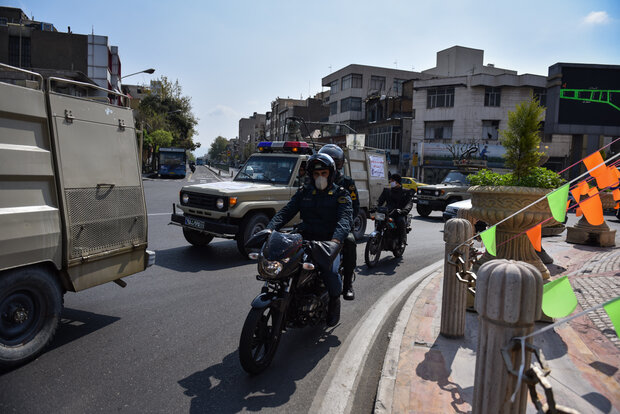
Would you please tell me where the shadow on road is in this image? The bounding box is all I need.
[178,327,341,413]
[154,242,249,273]
[49,308,121,351]
[357,255,403,277]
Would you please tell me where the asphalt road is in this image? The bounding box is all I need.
[0,165,446,413]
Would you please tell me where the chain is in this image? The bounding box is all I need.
[502,339,580,414]
[449,246,477,296]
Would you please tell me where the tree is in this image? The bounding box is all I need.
[500,97,545,181]
[147,129,173,150]
[208,136,229,161]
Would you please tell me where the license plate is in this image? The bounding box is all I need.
[374,212,385,220]
[185,216,205,230]
[418,199,429,205]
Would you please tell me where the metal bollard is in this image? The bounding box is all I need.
[440,218,473,338]
[472,259,542,414]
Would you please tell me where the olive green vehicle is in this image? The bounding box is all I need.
[0,64,154,368]
[171,142,388,256]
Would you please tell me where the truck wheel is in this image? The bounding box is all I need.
[416,205,432,217]
[0,266,63,369]
[352,209,367,241]
[237,213,269,257]
[183,228,214,246]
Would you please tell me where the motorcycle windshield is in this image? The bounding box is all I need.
[263,232,303,261]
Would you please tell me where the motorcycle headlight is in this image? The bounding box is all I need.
[216,198,225,209]
[261,260,283,277]
[182,193,189,204]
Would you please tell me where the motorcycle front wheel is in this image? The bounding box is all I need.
[364,235,382,268]
[239,306,282,374]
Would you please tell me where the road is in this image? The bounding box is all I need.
[0,165,446,413]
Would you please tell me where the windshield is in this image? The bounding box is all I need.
[159,152,185,165]
[235,156,297,184]
[441,171,470,185]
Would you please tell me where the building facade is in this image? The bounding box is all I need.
[265,96,329,141]
[239,112,267,161]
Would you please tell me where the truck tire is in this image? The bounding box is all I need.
[416,205,432,217]
[237,213,269,257]
[183,228,214,246]
[0,266,63,369]
[352,209,367,241]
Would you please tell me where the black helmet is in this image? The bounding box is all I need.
[318,144,345,169]
[306,153,336,188]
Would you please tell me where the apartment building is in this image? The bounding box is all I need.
[0,6,122,93]
[265,96,329,141]
[411,46,570,183]
[239,112,266,160]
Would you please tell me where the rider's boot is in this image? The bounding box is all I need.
[327,296,341,327]
[342,273,355,301]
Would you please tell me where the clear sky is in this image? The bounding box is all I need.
[7,0,620,156]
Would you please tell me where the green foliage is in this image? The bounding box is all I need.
[500,97,545,180]
[147,129,173,150]
[208,136,229,160]
[469,167,565,189]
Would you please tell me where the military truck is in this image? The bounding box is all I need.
[415,161,486,217]
[171,141,389,256]
[0,63,154,368]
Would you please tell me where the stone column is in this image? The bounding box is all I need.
[440,218,473,338]
[472,260,543,414]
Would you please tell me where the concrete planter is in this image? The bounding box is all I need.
[469,185,557,279]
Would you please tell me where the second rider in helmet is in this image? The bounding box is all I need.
[266,153,352,326]
[318,144,359,301]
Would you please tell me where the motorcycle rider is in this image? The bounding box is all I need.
[376,173,413,249]
[266,153,352,327]
[318,144,359,301]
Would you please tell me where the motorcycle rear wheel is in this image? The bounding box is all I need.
[364,235,382,268]
[239,306,282,374]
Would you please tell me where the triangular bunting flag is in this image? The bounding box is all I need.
[526,224,542,252]
[583,152,616,190]
[613,188,620,201]
[480,226,496,257]
[546,184,569,222]
[603,297,620,336]
[542,276,578,318]
[581,189,604,226]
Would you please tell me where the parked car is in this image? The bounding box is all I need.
[401,176,426,191]
[442,199,487,233]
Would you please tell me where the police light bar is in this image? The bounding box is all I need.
[257,141,311,154]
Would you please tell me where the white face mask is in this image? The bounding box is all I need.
[390,181,396,188]
[315,176,328,190]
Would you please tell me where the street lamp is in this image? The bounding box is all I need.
[121,68,155,80]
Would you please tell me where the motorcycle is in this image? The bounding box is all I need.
[364,206,411,267]
[239,229,341,374]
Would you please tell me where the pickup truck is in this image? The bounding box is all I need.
[415,169,477,217]
[171,141,389,256]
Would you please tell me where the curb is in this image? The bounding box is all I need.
[374,270,439,414]
[310,260,443,414]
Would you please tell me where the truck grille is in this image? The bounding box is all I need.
[65,186,147,259]
[418,188,436,197]
[182,191,227,211]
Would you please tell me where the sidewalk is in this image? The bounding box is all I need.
[376,231,620,414]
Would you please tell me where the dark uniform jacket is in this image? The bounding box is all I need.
[267,183,352,242]
[377,186,413,214]
[335,173,359,224]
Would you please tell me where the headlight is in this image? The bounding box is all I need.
[216,198,224,209]
[182,193,189,204]
[262,260,283,277]
[435,190,440,196]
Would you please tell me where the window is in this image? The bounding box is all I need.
[393,78,405,95]
[330,80,339,94]
[370,75,386,92]
[427,87,455,108]
[484,87,501,107]
[424,121,453,139]
[482,120,500,140]
[8,36,31,67]
[341,74,362,90]
[330,101,338,115]
[533,87,547,106]
[341,97,362,112]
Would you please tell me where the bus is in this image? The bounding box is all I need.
[158,147,187,178]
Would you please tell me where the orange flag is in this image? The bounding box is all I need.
[613,188,620,201]
[526,224,542,252]
[583,152,616,190]
[580,188,604,225]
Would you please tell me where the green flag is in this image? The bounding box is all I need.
[603,297,620,336]
[480,226,496,256]
[546,184,569,223]
[542,276,577,318]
